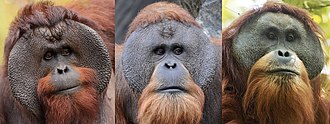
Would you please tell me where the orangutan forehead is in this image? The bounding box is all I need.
[127,2,200,38]
[156,20,177,39]
[33,21,68,42]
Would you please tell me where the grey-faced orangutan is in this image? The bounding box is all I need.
[0,0,115,123]
[222,1,329,124]
[115,2,221,124]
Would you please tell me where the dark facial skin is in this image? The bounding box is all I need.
[153,60,190,93]
[232,12,324,79]
[122,20,218,93]
[8,20,111,116]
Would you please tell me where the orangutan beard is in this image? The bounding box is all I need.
[243,70,314,124]
[137,75,205,124]
[37,68,99,124]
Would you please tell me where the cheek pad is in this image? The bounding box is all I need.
[292,38,324,79]
[231,17,271,73]
[122,30,153,93]
[184,30,218,90]
[8,34,42,116]
[8,20,111,116]
[73,21,112,92]
[232,30,263,72]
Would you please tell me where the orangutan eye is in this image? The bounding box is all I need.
[62,48,72,56]
[173,47,183,55]
[44,51,55,60]
[154,47,165,55]
[267,31,277,40]
[286,33,295,42]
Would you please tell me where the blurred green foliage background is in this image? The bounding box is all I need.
[223,0,330,99]
[0,0,71,64]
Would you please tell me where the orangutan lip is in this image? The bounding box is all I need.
[158,86,186,93]
[269,69,299,75]
[56,85,81,94]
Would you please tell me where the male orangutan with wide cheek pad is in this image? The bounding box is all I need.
[7,20,111,123]
[115,2,221,124]
[222,2,329,124]
[0,1,115,123]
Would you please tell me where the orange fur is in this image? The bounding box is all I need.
[243,52,314,124]
[37,68,99,124]
[137,68,204,124]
